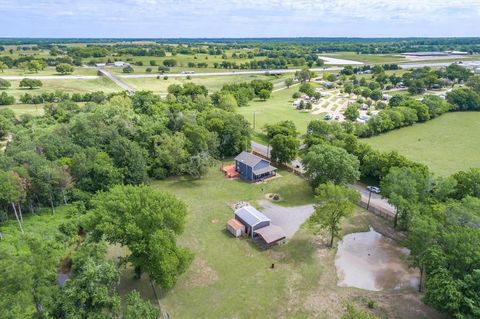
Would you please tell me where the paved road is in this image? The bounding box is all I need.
[97,68,136,93]
[251,141,395,217]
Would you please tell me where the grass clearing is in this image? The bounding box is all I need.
[364,112,480,176]
[238,86,323,135]
[123,74,288,93]
[3,77,121,100]
[109,168,444,319]
[0,103,45,117]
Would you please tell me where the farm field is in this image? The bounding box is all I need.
[364,112,480,176]
[3,77,121,100]
[108,168,441,319]
[123,74,289,93]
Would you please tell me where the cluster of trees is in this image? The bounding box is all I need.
[301,118,480,317]
[211,79,274,108]
[20,90,109,105]
[0,81,259,317]
[356,80,480,137]
[263,121,300,165]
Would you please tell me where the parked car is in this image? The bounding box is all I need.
[367,186,381,194]
[324,114,333,120]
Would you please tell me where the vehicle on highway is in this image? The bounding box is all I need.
[367,186,381,194]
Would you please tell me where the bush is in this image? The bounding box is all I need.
[123,65,134,73]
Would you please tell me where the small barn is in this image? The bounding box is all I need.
[226,218,245,237]
[234,205,270,238]
[234,151,277,182]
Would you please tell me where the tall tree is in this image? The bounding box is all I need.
[309,182,360,247]
[87,185,193,289]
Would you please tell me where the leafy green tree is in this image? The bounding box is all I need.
[216,92,238,111]
[28,60,44,73]
[270,134,299,165]
[302,144,360,188]
[87,185,193,288]
[19,78,42,89]
[0,92,15,105]
[284,78,294,88]
[466,75,480,93]
[150,132,189,179]
[309,182,360,247]
[299,83,316,97]
[55,63,74,75]
[51,242,121,318]
[343,104,359,121]
[124,291,159,319]
[380,166,431,228]
[123,65,134,73]
[264,120,298,139]
[0,61,6,72]
[369,89,383,101]
[452,168,480,199]
[186,152,213,179]
[0,78,11,89]
[258,89,271,100]
[0,171,24,233]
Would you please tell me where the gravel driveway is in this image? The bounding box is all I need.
[258,200,314,238]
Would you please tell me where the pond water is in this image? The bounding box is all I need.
[335,227,419,291]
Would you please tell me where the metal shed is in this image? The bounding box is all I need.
[226,218,245,237]
[254,225,286,247]
[234,205,271,238]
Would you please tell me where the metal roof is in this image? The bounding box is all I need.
[234,151,266,168]
[234,205,270,227]
[254,225,286,244]
[253,165,277,176]
[227,218,244,230]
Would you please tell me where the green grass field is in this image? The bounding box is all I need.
[3,77,120,100]
[110,167,437,318]
[123,74,289,93]
[364,112,480,176]
[238,85,323,137]
[0,67,98,76]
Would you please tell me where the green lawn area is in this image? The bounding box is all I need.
[3,77,121,100]
[238,86,323,137]
[111,167,436,318]
[123,74,288,93]
[0,103,45,117]
[363,112,480,176]
[0,67,98,76]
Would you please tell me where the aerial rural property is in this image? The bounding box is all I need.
[1,1,480,319]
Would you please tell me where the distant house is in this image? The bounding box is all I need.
[95,63,106,68]
[113,61,125,67]
[234,151,277,182]
[475,68,480,74]
[234,205,271,238]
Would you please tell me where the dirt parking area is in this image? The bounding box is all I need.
[258,199,314,238]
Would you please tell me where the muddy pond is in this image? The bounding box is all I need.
[335,227,419,291]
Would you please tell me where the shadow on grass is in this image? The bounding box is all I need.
[281,237,318,265]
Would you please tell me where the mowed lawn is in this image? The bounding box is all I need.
[113,168,440,319]
[238,86,324,138]
[364,112,480,176]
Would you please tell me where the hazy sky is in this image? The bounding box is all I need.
[1,0,480,38]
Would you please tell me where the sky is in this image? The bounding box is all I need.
[1,0,480,38]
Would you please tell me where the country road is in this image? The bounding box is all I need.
[250,141,396,218]
[97,68,136,93]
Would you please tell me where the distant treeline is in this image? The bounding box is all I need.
[1,37,480,54]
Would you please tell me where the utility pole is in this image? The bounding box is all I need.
[366,190,372,210]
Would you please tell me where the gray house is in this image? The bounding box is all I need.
[234,151,277,182]
[234,205,271,238]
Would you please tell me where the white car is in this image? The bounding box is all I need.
[367,186,381,194]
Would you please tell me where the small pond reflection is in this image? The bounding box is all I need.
[335,227,419,291]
